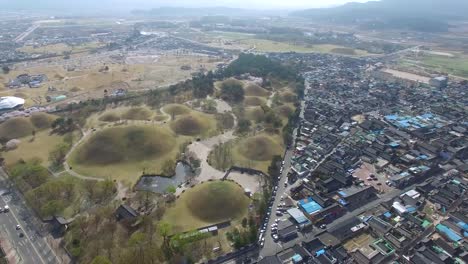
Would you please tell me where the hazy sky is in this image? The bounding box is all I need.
[0,0,373,10]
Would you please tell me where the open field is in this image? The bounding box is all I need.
[163,180,250,232]
[399,53,468,79]
[2,130,68,167]
[17,42,104,55]
[68,124,190,183]
[0,54,222,107]
[244,96,267,107]
[420,55,468,78]
[201,31,370,55]
[244,84,271,97]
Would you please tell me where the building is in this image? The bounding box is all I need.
[287,208,311,227]
[430,76,448,89]
[115,204,139,224]
[337,186,377,210]
[0,96,25,113]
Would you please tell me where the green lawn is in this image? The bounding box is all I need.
[420,55,468,78]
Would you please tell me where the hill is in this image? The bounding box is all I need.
[292,0,468,32]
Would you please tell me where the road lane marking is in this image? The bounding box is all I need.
[0,196,46,264]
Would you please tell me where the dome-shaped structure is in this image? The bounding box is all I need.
[0,96,25,111]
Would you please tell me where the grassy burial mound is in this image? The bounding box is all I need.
[121,107,153,121]
[74,126,176,165]
[237,135,282,161]
[0,117,37,140]
[29,113,57,129]
[164,181,250,230]
[98,112,120,122]
[153,115,168,122]
[280,91,297,103]
[244,84,270,97]
[275,105,294,118]
[169,109,217,137]
[245,106,266,123]
[163,104,191,118]
[244,96,267,107]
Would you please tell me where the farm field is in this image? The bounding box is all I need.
[202,31,369,55]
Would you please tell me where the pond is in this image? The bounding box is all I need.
[135,162,193,193]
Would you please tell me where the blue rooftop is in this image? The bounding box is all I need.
[299,197,323,214]
[436,224,462,242]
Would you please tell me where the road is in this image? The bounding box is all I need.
[14,24,40,43]
[0,170,60,264]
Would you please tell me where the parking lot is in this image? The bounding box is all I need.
[352,162,393,193]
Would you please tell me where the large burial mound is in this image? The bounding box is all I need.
[74,126,175,165]
[170,115,210,136]
[121,107,153,120]
[184,181,250,222]
[238,135,281,161]
[244,96,266,107]
[244,84,270,97]
[163,104,191,118]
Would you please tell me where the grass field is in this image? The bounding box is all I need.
[420,55,468,78]
[2,130,68,167]
[0,55,222,107]
[202,31,369,55]
[17,42,103,55]
[163,180,250,232]
[68,125,190,182]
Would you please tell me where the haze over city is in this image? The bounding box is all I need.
[0,0,467,264]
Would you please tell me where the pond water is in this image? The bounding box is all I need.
[135,162,193,193]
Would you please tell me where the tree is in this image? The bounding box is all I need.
[166,185,176,194]
[220,80,244,103]
[48,142,70,167]
[237,119,251,134]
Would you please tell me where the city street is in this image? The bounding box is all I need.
[0,169,60,264]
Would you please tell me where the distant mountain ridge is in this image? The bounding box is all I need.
[292,0,468,32]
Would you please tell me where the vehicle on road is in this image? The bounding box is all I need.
[3,205,9,212]
[15,225,21,230]
[19,233,24,238]
[320,224,327,229]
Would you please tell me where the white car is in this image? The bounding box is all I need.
[3,205,9,212]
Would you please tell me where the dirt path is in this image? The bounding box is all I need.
[175,99,238,195]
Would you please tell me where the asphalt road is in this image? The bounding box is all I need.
[0,171,60,264]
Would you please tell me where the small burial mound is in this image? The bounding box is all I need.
[74,126,175,165]
[244,96,266,107]
[98,112,120,122]
[280,91,297,103]
[0,117,34,140]
[30,113,57,129]
[163,104,190,118]
[185,181,250,222]
[276,105,294,118]
[238,135,281,161]
[245,107,265,123]
[170,115,208,136]
[121,107,153,120]
[244,84,270,97]
[153,115,168,122]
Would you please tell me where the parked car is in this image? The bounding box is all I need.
[15,225,21,230]
[3,205,9,212]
